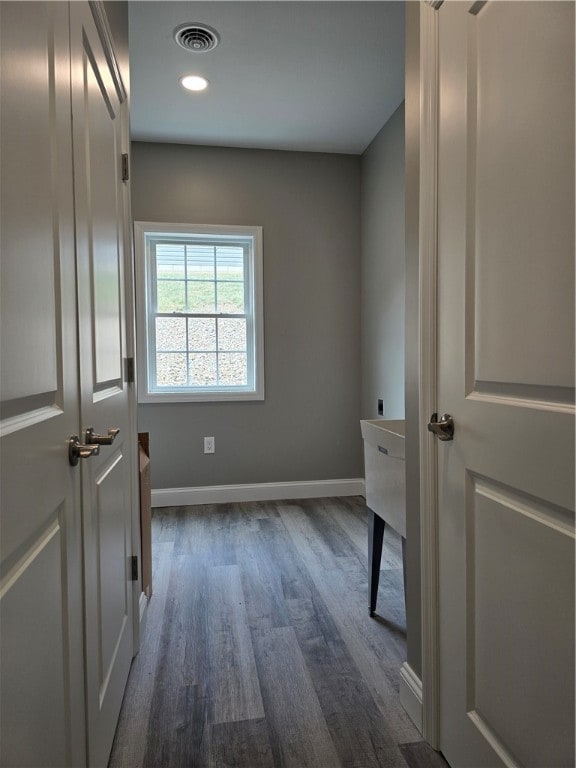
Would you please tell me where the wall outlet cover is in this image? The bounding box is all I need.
[204,436,215,454]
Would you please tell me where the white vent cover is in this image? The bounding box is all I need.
[174,24,220,52]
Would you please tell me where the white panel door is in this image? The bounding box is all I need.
[0,4,86,766]
[435,2,574,767]
[70,5,134,767]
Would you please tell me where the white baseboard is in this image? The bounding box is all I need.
[400,662,423,733]
[152,478,365,508]
[132,590,149,655]
[138,591,148,623]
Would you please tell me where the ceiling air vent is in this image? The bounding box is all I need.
[173,24,220,53]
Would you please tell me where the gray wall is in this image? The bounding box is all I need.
[132,142,362,489]
[360,99,422,678]
[103,2,129,90]
[404,2,422,679]
[360,103,405,420]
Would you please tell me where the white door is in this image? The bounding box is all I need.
[435,2,574,766]
[0,3,86,766]
[70,5,135,767]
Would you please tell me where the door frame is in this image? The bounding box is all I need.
[417,0,442,751]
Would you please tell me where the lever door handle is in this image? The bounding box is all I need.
[427,413,454,441]
[84,427,120,446]
[69,436,100,466]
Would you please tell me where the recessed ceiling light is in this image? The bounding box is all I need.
[180,75,209,92]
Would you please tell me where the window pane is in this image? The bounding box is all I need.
[156,244,185,279]
[156,353,187,386]
[217,281,244,313]
[217,318,246,351]
[156,317,186,351]
[218,353,247,386]
[189,353,217,386]
[216,247,244,281]
[188,318,216,351]
[187,245,215,281]
[157,280,185,312]
[188,281,216,313]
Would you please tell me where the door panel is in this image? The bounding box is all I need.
[1,520,68,765]
[0,3,59,404]
[0,4,86,767]
[470,479,574,767]
[436,2,575,766]
[96,452,130,677]
[87,57,124,386]
[71,4,134,766]
[468,1,574,393]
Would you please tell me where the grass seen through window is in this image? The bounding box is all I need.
[156,271,245,314]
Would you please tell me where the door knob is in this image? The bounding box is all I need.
[68,436,100,466]
[427,413,455,441]
[84,427,120,446]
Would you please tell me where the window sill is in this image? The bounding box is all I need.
[138,388,265,404]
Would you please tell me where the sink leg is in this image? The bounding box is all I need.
[401,536,407,619]
[368,508,385,617]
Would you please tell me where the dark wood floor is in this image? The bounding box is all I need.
[109,497,449,768]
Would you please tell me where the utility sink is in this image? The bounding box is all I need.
[360,419,406,537]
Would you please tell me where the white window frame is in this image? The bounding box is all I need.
[134,221,264,403]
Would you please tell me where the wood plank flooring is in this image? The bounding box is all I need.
[108,497,448,768]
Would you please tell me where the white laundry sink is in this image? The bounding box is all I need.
[360,419,406,537]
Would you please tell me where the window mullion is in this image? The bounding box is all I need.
[213,245,219,386]
[184,244,190,385]
[184,243,189,310]
[149,244,158,391]
[244,244,254,388]
[156,312,245,319]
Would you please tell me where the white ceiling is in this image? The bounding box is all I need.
[128,2,405,155]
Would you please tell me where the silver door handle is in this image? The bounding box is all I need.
[68,436,100,466]
[427,413,454,441]
[84,427,120,446]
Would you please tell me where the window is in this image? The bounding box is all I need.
[134,222,264,402]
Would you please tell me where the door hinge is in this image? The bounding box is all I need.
[130,555,139,582]
[124,356,135,383]
[121,153,129,182]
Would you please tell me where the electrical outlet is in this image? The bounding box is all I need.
[204,436,215,454]
[378,399,384,416]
